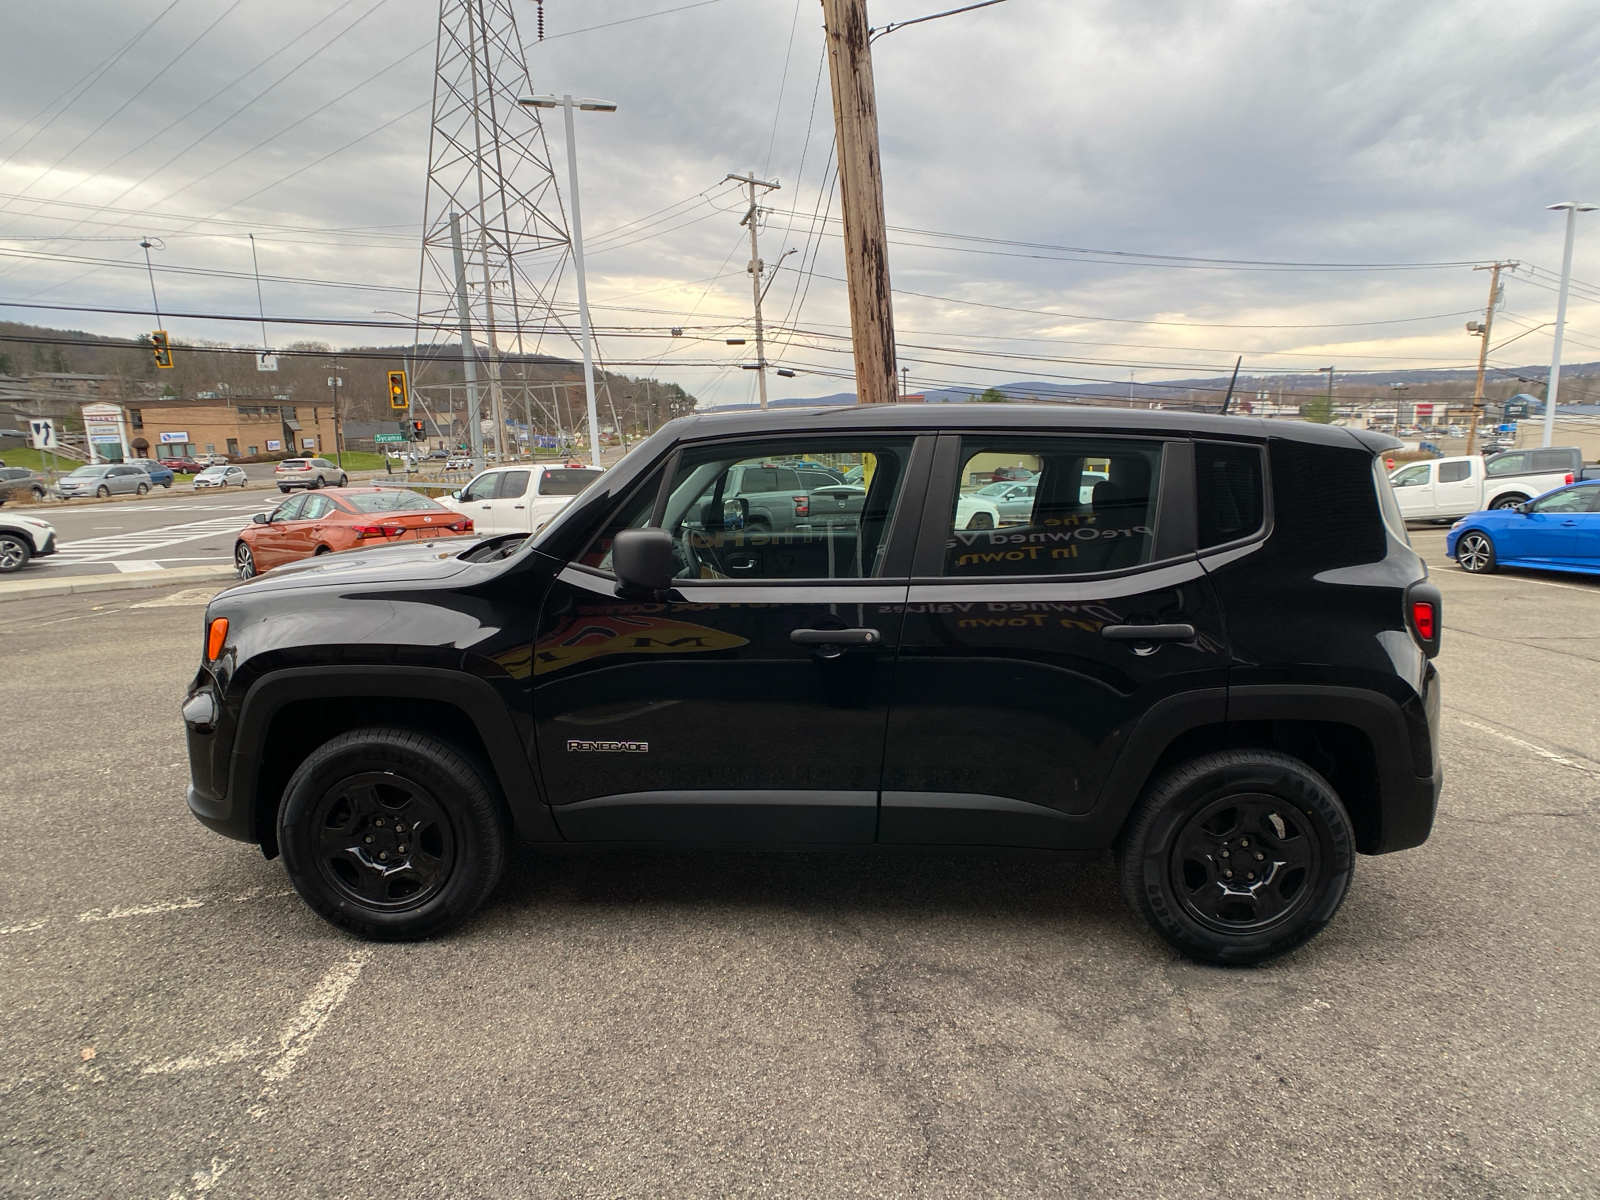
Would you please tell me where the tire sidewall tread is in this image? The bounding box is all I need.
[1117,749,1355,965]
[277,727,509,941]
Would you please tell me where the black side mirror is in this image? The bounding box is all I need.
[252,512,269,524]
[612,527,675,593]
[1515,503,1530,514]
[724,497,749,530]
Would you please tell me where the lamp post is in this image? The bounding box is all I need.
[326,373,344,469]
[519,93,616,470]
[1542,201,1597,448]
[1315,366,1334,423]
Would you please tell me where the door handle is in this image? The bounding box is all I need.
[513,504,525,509]
[791,627,881,646]
[1101,623,1195,643]
[1561,520,1578,526]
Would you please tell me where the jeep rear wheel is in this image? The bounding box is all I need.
[277,729,508,940]
[1117,750,1354,965]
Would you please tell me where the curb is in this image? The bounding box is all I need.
[0,564,238,603]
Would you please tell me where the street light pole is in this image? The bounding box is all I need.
[519,94,616,469]
[1543,202,1597,448]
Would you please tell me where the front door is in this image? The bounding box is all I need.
[880,433,1232,848]
[252,493,306,569]
[1389,461,1435,519]
[456,470,502,533]
[483,468,532,534]
[531,434,927,845]
[1521,485,1600,564]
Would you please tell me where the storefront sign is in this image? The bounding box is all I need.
[159,431,190,444]
[266,439,282,451]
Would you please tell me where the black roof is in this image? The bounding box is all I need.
[663,403,1400,452]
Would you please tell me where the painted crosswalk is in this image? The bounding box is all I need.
[49,510,273,563]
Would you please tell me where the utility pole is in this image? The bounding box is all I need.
[821,0,897,404]
[726,171,780,409]
[1466,262,1516,456]
[326,368,345,469]
[449,212,486,469]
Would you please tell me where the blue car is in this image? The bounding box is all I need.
[1446,481,1600,576]
[133,459,175,488]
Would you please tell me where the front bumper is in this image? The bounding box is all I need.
[34,531,56,557]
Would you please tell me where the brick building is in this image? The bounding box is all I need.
[82,397,337,463]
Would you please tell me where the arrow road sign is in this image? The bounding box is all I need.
[29,418,56,450]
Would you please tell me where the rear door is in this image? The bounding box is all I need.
[532,433,929,845]
[291,493,338,555]
[1390,461,1435,518]
[1434,458,1478,516]
[879,433,1231,848]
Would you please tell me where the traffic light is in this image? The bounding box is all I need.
[151,330,174,369]
[387,369,408,410]
[410,420,426,441]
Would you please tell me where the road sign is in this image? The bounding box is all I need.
[373,433,407,443]
[257,352,279,372]
[29,418,55,449]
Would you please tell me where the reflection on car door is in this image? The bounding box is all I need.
[879,434,1230,848]
[532,435,926,845]
[287,494,337,557]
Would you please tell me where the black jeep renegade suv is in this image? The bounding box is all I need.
[182,405,1442,964]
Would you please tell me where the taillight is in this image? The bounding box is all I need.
[1406,582,1442,658]
[1565,473,1575,484]
[451,519,474,532]
[793,494,809,517]
[352,524,383,538]
[1412,600,1435,640]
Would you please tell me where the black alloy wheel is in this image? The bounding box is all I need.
[1117,750,1354,965]
[234,541,256,579]
[1456,531,1497,574]
[1489,494,1526,510]
[967,511,994,530]
[277,729,508,940]
[96,485,110,498]
[0,533,31,573]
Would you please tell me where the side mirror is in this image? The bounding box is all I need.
[611,527,675,593]
[1515,503,1530,514]
[724,497,749,530]
[450,490,461,500]
[252,512,269,524]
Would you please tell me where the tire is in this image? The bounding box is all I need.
[162,480,172,488]
[32,487,46,501]
[337,475,347,488]
[136,481,149,495]
[966,511,994,530]
[279,486,291,494]
[234,541,256,579]
[313,545,331,556]
[1456,530,1498,574]
[1489,494,1526,510]
[96,485,110,498]
[277,729,509,940]
[310,477,322,489]
[1116,749,1355,965]
[0,533,31,573]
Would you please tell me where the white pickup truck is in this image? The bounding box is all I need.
[436,463,603,536]
[1389,446,1591,521]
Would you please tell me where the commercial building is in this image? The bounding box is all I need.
[81,397,336,463]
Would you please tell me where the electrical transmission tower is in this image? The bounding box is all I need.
[413,0,571,462]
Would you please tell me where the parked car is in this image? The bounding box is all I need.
[1447,481,1600,577]
[0,512,56,572]
[425,450,449,461]
[1389,446,1583,521]
[437,463,604,536]
[0,466,49,503]
[184,406,1441,964]
[162,456,205,474]
[977,465,1036,484]
[445,456,473,470]
[193,464,248,490]
[132,458,175,488]
[970,480,1038,524]
[233,487,474,578]
[275,457,349,492]
[198,453,231,466]
[56,463,152,499]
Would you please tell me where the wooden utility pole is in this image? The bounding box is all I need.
[1466,262,1516,456]
[821,0,898,404]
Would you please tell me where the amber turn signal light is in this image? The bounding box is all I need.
[206,617,229,661]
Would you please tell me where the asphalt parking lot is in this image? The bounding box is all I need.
[2,531,1597,1198]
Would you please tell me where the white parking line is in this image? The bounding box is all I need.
[1457,717,1597,773]
[260,952,371,1082]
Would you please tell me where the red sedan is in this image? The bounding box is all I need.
[234,487,473,578]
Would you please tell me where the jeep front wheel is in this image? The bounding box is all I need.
[277,729,508,940]
[1117,750,1354,965]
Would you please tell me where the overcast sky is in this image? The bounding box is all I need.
[2,0,1599,407]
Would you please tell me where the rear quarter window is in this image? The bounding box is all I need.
[1268,440,1386,568]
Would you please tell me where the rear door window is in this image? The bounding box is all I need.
[1438,460,1471,483]
[940,437,1162,576]
[1195,442,1267,548]
[496,470,530,499]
